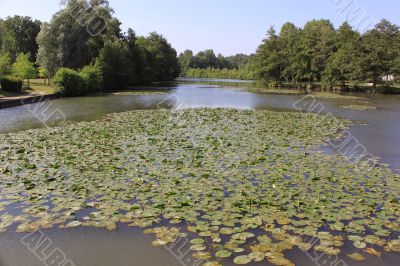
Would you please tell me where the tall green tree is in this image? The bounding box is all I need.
[36,0,121,75]
[361,19,400,87]
[1,16,41,61]
[279,22,303,84]
[255,27,285,85]
[95,39,135,90]
[12,53,37,86]
[322,22,362,89]
[137,32,181,82]
[0,52,12,78]
[179,50,194,70]
[124,28,150,84]
[0,20,5,52]
[300,19,336,83]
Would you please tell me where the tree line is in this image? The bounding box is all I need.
[254,19,400,90]
[182,19,400,91]
[185,67,256,81]
[179,50,252,71]
[0,0,180,95]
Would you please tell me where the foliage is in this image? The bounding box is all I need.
[34,0,180,86]
[360,19,400,88]
[95,32,181,90]
[137,32,181,82]
[0,76,23,92]
[95,39,136,90]
[253,19,400,90]
[53,67,87,96]
[80,65,103,93]
[0,52,12,78]
[255,27,285,85]
[38,67,49,79]
[12,53,37,84]
[0,16,41,61]
[179,49,253,73]
[322,22,362,89]
[185,67,256,80]
[36,0,121,75]
[0,20,4,51]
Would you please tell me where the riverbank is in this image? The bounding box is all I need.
[0,78,57,109]
[182,76,400,94]
[0,93,60,109]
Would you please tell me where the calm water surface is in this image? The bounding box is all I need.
[0,79,399,266]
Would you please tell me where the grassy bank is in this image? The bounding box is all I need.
[0,78,54,98]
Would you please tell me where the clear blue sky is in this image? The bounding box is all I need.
[1,0,399,56]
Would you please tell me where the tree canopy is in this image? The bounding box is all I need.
[0,16,41,62]
[254,19,400,89]
[12,53,37,85]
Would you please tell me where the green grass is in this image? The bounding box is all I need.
[0,79,55,99]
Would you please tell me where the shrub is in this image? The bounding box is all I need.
[53,68,87,96]
[80,65,103,93]
[0,76,23,92]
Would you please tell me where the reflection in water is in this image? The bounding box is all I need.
[0,79,400,266]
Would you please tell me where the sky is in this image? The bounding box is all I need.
[0,0,399,56]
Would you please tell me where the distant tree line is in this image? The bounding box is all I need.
[254,19,400,90]
[0,0,180,95]
[179,49,253,73]
[185,68,256,81]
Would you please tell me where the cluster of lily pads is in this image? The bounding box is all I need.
[0,109,399,265]
[309,92,362,100]
[235,87,306,95]
[112,91,168,96]
[340,104,377,111]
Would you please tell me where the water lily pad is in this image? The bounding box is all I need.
[233,255,252,265]
[191,238,205,244]
[249,251,265,262]
[215,250,232,258]
[353,241,367,249]
[347,252,365,261]
[65,221,82,228]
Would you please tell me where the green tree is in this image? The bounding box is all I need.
[322,22,362,89]
[36,0,121,75]
[12,53,37,86]
[138,32,181,82]
[38,67,50,85]
[0,19,5,52]
[192,49,219,69]
[0,52,12,78]
[279,22,302,84]
[226,54,252,69]
[178,49,194,74]
[1,16,41,61]
[361,19,400,87]
[36,23,59,76]
[255,26,285,85]
[95,39,135,90]
[300,19,336,83]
